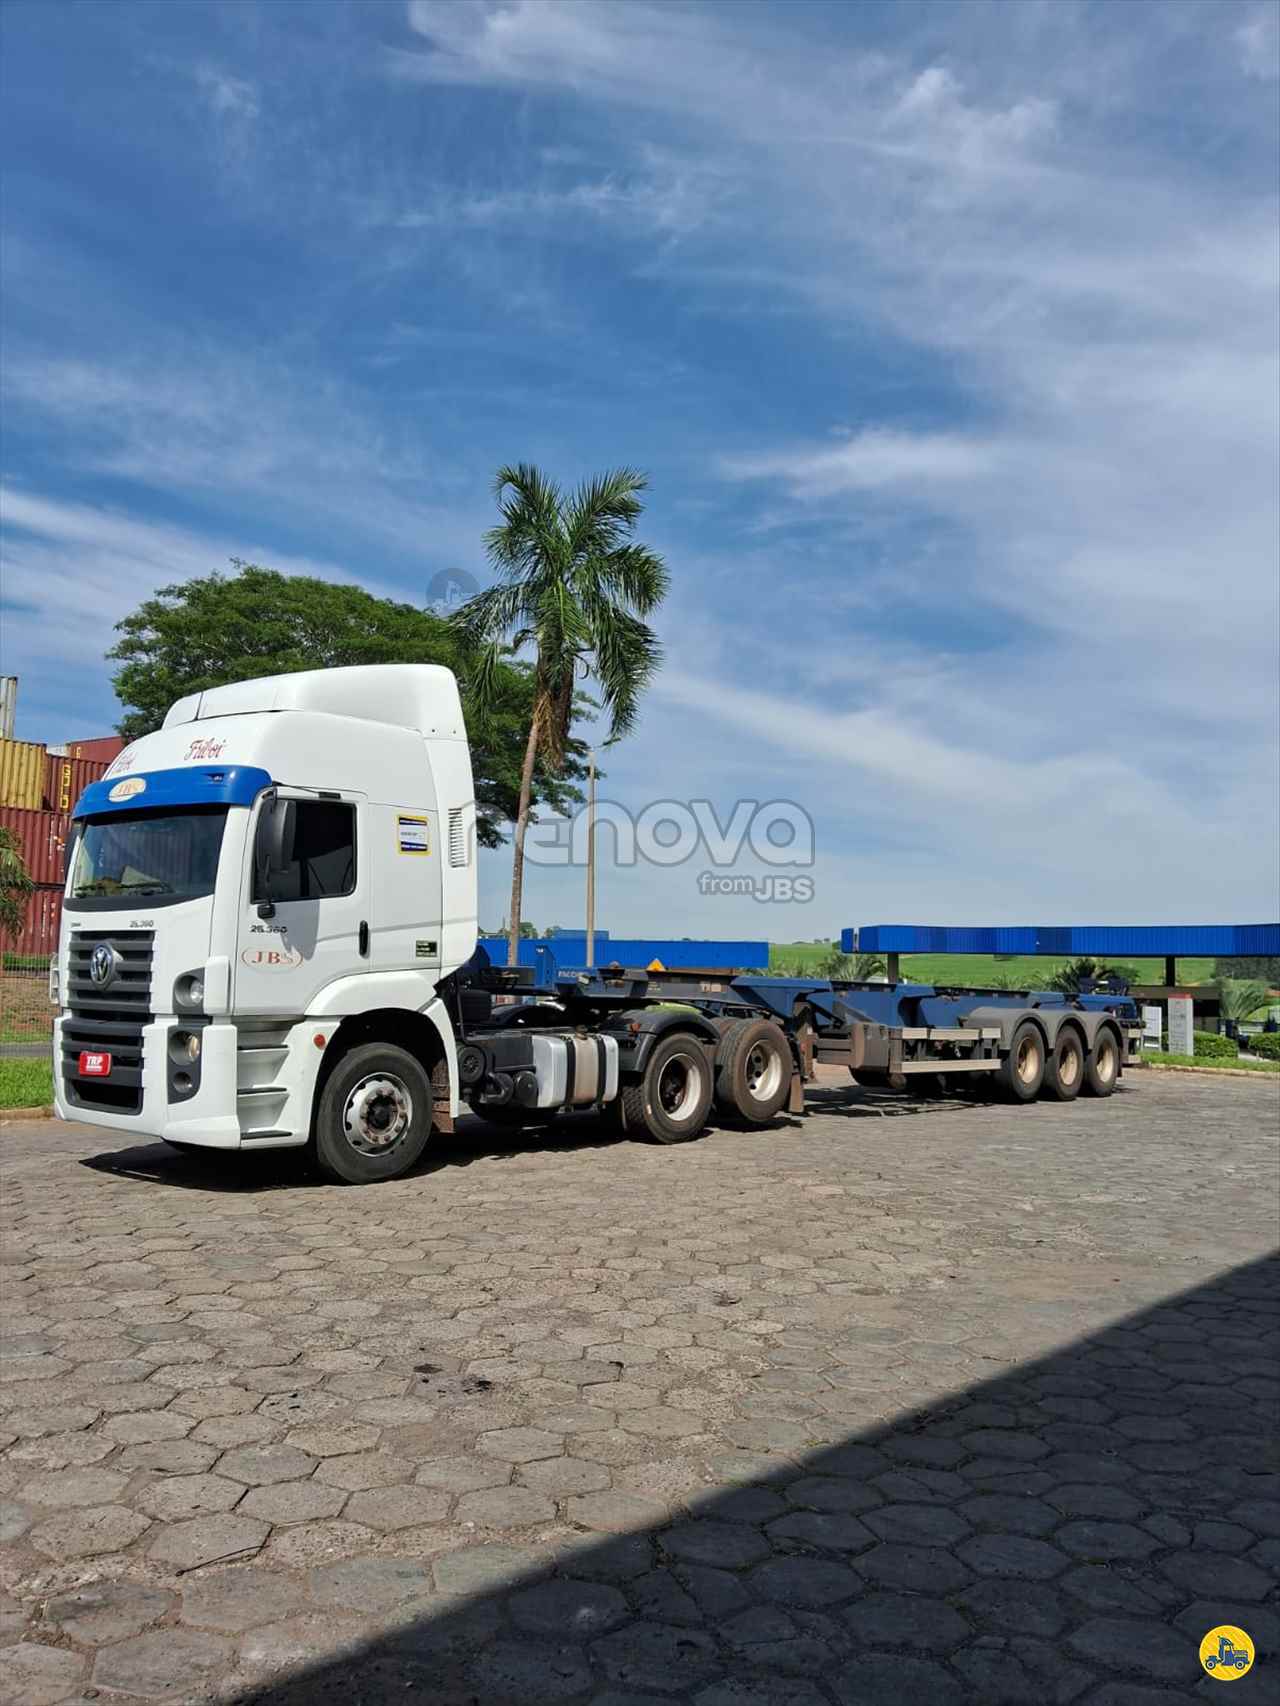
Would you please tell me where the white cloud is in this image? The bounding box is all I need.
[720,430,1003,496]
[1235,10,1279,79]
[192,64,260,120]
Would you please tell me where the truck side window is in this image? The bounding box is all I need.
[256,801,356,901]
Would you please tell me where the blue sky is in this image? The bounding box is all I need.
[2,0,1277,938]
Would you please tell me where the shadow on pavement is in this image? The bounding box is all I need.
[230,1252,1280,1705]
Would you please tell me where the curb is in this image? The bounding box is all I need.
[0,1104,54,1121]
[1138,1063,1280,1081]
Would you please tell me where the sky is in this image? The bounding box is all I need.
[2,0,1277,940]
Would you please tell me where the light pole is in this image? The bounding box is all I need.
[585,749,596,966]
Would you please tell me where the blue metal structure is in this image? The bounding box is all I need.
[479,936,769,972]
[841,923,1280,958]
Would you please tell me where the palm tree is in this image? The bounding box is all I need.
[1215,977,1268,1040]
[0,828,34,941]
[453,465,668,966]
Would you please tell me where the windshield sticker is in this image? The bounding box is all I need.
[108,777,147,802]
[397,815,430,855]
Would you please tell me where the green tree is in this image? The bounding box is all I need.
[108,562,587,848]
[819,949,888,981]
[1214,957,1280,987]
[453,466,668,965]
[0,828,34,942]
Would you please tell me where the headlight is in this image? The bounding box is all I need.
[48,953,59,1006]
[174,972,205,1011]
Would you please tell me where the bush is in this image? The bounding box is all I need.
[1248,1031,1280,1061]
[1160,1030,1238,1059]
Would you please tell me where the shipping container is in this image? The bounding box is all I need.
[43,752,109,815]
[0,738,46,811]
[6,884,62,959]
[0,805,70,887]
[61,734,127,765]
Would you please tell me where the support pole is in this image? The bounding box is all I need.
[886,952,900,984]
[1164,955,1176,988]
[585,749,596,967]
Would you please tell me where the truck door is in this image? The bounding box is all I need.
[366,801,443,976]
[235,790,367,1017]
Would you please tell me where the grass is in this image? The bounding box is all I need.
[1142,1051,1280,1074]
[0,1058,54,1108]
[768,944,1224,986]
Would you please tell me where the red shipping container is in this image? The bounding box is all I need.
[9,884,62,959]
[0,805,71,887]
[63,735,127,765]
[43,753,108,815]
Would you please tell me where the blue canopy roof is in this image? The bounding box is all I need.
[842,923,1280,958]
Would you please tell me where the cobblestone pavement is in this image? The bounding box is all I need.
[1,1069,1276,1705]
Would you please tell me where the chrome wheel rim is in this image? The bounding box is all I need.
[657,1052,702,1123]
[744,1041,783,1102]
[343,1073,413,1157]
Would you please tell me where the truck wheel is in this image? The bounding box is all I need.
[314,1043,433,1184]
[715,1019,790,1122]
[1043,1028,1085,1101]
[1082,1026,1121,1097]
[998,1021,1045,1103]
[621,1032,713,1144]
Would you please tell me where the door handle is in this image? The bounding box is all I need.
[358,921,370,957]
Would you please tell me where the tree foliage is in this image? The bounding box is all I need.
[1215,978,1269,1024]
[108,563,587,847]
[0,828,34,940]
[1047,956,1139,994]
[452,465,668,963]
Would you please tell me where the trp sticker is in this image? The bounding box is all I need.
[108,777,147,803]
[397,815,430,855]
[240,946,304,969]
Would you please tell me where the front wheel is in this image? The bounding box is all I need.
[622,1032,713,1144]
[314,1043,433,1184]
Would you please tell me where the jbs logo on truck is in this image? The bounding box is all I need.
[240,946,304,969]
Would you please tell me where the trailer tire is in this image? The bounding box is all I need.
[621,1031,713,1144]
[715,1019,790,1122]
[313,1042,433,1184]
[1043,1027,1085,1101]
[1083,1026,1121,1097]
[997,1021,1045,1103]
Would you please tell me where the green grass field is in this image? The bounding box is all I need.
[0,1059,54,1108]
[769,943,1221,986]
[1144,1051,1280,1074]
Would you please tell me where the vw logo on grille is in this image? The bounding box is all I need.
[89,943,118,986]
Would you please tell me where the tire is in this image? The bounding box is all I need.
[313,1042,433,1184]
[997,1021,1045,1103]
[1043,1027,1085,1101]
[714,1019,790,1122]
[621,1031,713,1144]
[1083,1026,1121,1097]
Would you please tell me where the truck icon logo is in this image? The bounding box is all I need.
[1201,1625,1255,1679]
[89,943,118,986]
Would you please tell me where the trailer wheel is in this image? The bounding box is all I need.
[622,1032,713,1144]
[1043,1028,1085,1101]
[715,1019,790,1122]
[1083,1026,1121,1097]
[997,1021,1045,1103]
[313,1042,433,1184]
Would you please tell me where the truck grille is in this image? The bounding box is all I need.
[62,929,154,1113]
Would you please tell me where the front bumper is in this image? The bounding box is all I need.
[54,1014,244,1148]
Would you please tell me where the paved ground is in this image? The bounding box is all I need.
[0,1068,1276,1705]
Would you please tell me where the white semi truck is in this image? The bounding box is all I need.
[54,664,1140,1183]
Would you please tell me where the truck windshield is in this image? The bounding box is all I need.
[68,807,228,906]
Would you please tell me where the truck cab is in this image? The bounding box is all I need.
[54,665,478,1181]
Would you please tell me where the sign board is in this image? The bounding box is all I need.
[1167,994,1194,1057]
[1142,1005,1163,1049]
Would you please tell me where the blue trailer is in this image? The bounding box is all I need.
[446,945,1142,1139]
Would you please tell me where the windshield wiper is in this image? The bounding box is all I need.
[117,881,174,894]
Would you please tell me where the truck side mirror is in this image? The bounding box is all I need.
[254,794,294,916]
